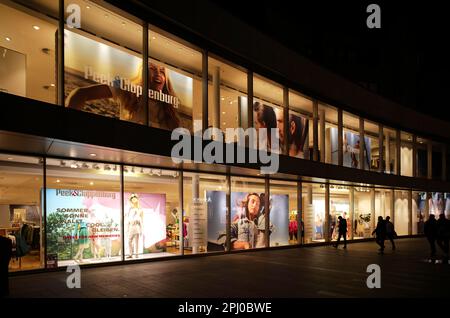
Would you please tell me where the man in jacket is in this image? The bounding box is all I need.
[436,214,450,262]
[333,216,347,249]
[424,214,438,260]
[372,216,386,254]
[385,216,396,250]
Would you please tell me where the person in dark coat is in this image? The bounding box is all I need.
[372,216,386,254]
[0,236,12,297]
[424,214,438,260]
[436,214,450,262]
[333,216,347,249]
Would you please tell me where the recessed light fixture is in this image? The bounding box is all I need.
[221,97,225,101]
[89,153,97,157]
[5,37,11,41]
[152,36,156,40]
[121,22,126,26]
[56,179,61,183]
[223,122,226,125]
[89,181,94,186]
[7,157,13,160]
[86,5,90,9]
[222,111,226,114]
[104,14,108,18]
[70,163,78,169]
[33,25,40,30]
[229,101,233,104]
[50,83,55,87]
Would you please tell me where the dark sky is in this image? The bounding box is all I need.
[211,0,450,121]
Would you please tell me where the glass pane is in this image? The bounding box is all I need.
[149,27,202,131]
[0,154,43,272]
[394,190,409,236]
[400,132,413,177]
[230,176,266,249]
[383,127,397,174]
[319,103,338,164]
[365,120,380,172]
[270,180,297,246]
[123,166,180,260]
[64,0,144,123]
[208,56,247,133]
[354,187,373,239]
[45,159,122,266]
[184,173,227,254]
[288,90,313,160]
[0,1,58,104]
[412,191,426,235]
[329,185,350,242]
[302,183,326,243]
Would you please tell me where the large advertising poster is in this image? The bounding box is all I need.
[46,189,122,266]
[206,191,289,250]
[253,100,282,152]
[123,192,166,258]
[288,111,309,159]
[330,128,371,169]
[64,29,193,129]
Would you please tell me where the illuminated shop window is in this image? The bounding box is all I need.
[63,0,144,123]
[400,132,413,177]
[417,137,428,178]
[149,27,202,132]
[208,56,247,135]
[329,184,350,242]
[394,190,409,236]
[288,90,313,160]
[302,183,326,243]
[230,176,266,250]
[319,103,338,164]
[269,180,298,246]
[365,120,380,172]
[0,154,43,272]
[253,74,284,152]
[183,172,227,254]
[45,158,122,267]
[0,1,58,104]
[353,186,374,239]
[123,166,180,260]
[383,127,397,174]
[342,112,370,169]
[412,191,426,234]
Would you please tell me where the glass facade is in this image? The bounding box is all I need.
[2,0,450,274]
[0,0,447,183]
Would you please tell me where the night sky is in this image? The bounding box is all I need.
[211,0,450,121]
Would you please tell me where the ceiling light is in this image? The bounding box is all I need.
[7,157,13,160]
[70,163,78,169]
[223,122,226,125]
[50,83,55,87]
[229,101,233,104]
[5,37,11,42]
[152,36,156,40]
[56,179,60,183]
[89,181,94,186]
[86,5,90,9]
[121,22,126,26]
[104,14,109,18]
[221,97,225,101]
[89,153,97,157]
[33,25,40,30]
[222,111,226,114]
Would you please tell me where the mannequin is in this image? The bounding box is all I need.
[73,220,89,262]
[127,193,143,258]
